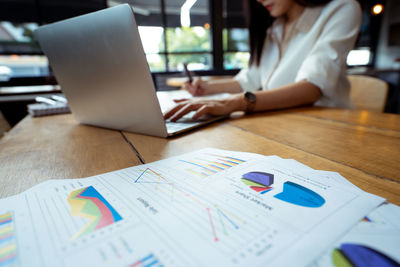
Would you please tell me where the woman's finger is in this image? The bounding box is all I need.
[173,98,189,103]
[169,103,202,122]
[182,81,196,95]
[163,103,186,119]
[190,78,204,96]
[193,77,203,87]
[192,105,211,120]
[190,86,202,96]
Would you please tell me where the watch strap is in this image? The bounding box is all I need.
[244,92,256,113]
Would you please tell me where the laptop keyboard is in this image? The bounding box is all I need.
[165,111,201,133]
[157,90,231,134]
[165,120,200,133]
[157,90,191,113]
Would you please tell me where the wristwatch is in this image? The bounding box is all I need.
[244,92,257,113]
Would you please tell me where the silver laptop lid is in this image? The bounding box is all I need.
[34,4,168,137]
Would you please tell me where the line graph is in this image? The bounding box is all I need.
[215,205,240,230]
[133,168,243,242]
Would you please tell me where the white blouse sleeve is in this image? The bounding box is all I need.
[295,0,362,99]
[234,63,262,92]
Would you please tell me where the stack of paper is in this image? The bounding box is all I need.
[27,95,70,117]
[0,148,398,267]
[27,102,70,117]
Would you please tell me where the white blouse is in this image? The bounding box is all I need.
[234,0,362,108]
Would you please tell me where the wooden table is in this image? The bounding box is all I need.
[1,107,400,205]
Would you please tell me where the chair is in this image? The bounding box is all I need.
[348,74,389,112]
[0,111,11,138]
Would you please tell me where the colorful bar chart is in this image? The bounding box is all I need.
[68,186,123,240]
[129,253,161,267]
[180,154,246,178]
[361,216,372,222]
[0,212,17,267]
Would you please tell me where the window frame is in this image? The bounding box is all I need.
[136,0,224,72]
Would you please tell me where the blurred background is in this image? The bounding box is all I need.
[0,0,399,128]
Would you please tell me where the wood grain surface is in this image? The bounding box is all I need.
[1,107,399,206]
[229,111,400,182]
[0,114,141,198]
[294,107,400,131]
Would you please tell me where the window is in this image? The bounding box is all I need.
[347,48,372,66]
[138,26,166,72]
[165,0,212,71]
[0,0,380,77]
[222,0,249,70]
[118,0,212,72]
[223,28,249,69]
[166,26,212,71]
[0,0,107,80]
[0,22,47,81]
[350,0,386,67]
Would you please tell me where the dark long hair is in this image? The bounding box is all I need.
[244,0,333,66]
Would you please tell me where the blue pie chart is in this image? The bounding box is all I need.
[274,181,325,208]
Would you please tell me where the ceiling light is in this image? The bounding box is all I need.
[372,4,383,15]
[181,0,197,27]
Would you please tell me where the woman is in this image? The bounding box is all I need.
[164,0,362,122]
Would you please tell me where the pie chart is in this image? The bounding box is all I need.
[332,243,400,267]
[241,172,274,194]
[273,181,325,208]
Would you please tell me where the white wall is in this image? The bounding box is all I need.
[376,0,400,69]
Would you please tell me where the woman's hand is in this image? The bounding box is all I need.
[182,77,210,96]
[163,94,246,122]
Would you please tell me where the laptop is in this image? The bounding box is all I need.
[34,4,228,138]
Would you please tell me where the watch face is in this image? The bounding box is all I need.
[245,92,256,102]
